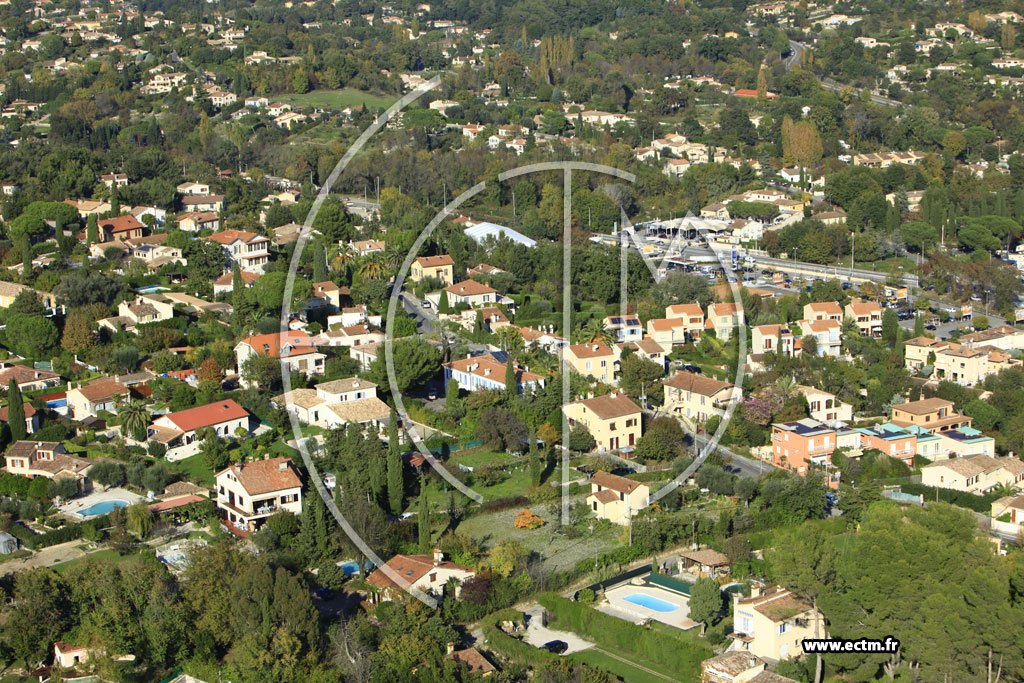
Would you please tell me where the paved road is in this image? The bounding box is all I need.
[399,291,435,334]
[693,434,766,479]
[787,40,901,108]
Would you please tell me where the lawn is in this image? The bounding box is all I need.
[455,502,623,573]
[167,456,216,487]
[52,549,125,574]
[276,88,396,111]
[570,648,676,683]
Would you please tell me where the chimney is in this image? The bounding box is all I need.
[587,391,595,399]
[749,656,759,670]
[433,548,443,565]
[446,642,456,655]
[750,582,762,598]
[278,461,288,471]
[610,392,617,399]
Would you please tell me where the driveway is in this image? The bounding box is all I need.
[522,606,595,656]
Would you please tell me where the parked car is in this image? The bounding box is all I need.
[542,641,569,655]
[422,300,431,308]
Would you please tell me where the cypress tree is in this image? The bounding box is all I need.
[313,241,327,282]
[438,289,450,314]
[529,422,540,487]
[7,380,25,442]
[418,486,430,550]
[504,354,517,401]
[387,407,403,515]
[54,216,66,255]
[231,261,243,296]
[86,214,99,246]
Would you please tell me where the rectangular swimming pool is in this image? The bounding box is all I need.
[622,593,680,613]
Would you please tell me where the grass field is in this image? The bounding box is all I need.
[167,456,216,487]
[276,88,396,111]
[456,502,622,573]
[571,648,677,683]
[52,549,125,574]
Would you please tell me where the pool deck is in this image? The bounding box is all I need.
[602,584,698,630]
[63,488,144,519]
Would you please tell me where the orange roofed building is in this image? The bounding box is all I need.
[234,331,326,388]
[215,456,302,534]
[366,549,475,603]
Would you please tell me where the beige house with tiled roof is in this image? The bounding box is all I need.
[443,279,499,308]
[802,301,843,321]
[586,471,649,525]
[663,371,741,422]
[98,295,175,334]
[562,391,642,453]
[67,378,128,420]
[4,441,92,482]
[566,342,621,384]
[367,549,475,603]
[410,254,454,284]
[0,363,60,391]
[272,377,390,432]
[701,652,799,683]
[844,299,882,337]
[921,454,1024,494]
[958,325,1024,352]
[891,398,971,434]
[647,317,688,347]
[707,302,743,340]
[216,456,302,533]
[904,336,949,372]
[444,355,545,394]
[0,281,55,309]
[729,584,821,661]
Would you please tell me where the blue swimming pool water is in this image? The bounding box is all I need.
[78,499,128,517]
[135,285,169,294]
[46,398,67,408]
[340,561,360,576]
[623,593,680,613]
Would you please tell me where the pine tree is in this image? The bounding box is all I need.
[7,380,24,442]
[418,486,430,550]
[387,407,403,515]
[528,422,540,487]
[86,214,99,246]
[313,242,327,282]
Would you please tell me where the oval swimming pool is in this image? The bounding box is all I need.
[78,499,128,517]
[622,593,680,613]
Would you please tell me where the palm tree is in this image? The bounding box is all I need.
[572,318,614,345]
[990,482,1021,499]
[840,316,860,354]
[357,254,386,281]
[119,399,150,442]
[332,243,356,274]
[775,375,796,402]
[244,310,263,336]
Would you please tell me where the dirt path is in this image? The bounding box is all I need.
[1,540,87,572]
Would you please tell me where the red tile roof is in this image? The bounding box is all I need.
[239,331,319,357]
[206,229,268,245]
[98,215,144,233]
[159,399,249,432]
[216,456,302,495]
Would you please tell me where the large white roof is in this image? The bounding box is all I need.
[463,222,536,248]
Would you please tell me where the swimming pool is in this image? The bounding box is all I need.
[340,561,360,576]
[46,398,67,409]
[78,499,128,517]
[135,285,169,294]
[622,593,680,613]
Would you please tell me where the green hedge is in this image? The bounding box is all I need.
[537,593,711,679]
[481,609,557,669]
[898,483,997,513]
[7,513,111,550]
